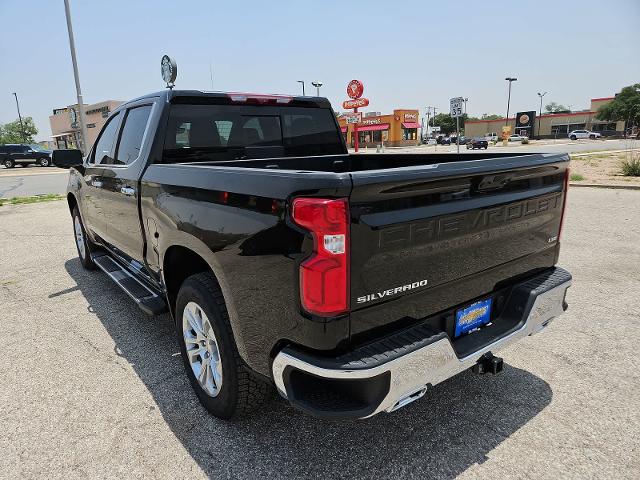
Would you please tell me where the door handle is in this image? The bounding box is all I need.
[91,179,103,188]
[120,186,135,196]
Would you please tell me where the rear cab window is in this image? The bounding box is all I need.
[161,103,344,163]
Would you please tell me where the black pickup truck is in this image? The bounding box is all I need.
[59,90,572,420]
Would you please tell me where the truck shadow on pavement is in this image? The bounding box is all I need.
[63,258,553,479]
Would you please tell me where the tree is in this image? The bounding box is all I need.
[0,117,38,143]
[596,84,640,129]
[431,113,468,135]
[481,114,502,120]
[545,102,570,114]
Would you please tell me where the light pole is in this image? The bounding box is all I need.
[537,91,547,139]
[297,80,305,96]
[311,81,323,97]
[505,77,517,126]
[12,93,26,142]
[63,0,89,154]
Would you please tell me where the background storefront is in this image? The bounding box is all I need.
[338,109,420,148]
[464,97,625,139]
[49,100,122,151]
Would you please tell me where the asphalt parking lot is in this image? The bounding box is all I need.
[1,188,639,479]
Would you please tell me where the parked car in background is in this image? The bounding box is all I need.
[0,144,53,168]
[451,136,466,145]
[568,130,601,140]
[439,136,451,145]
[467,137,489,149]
[508,134,528,142]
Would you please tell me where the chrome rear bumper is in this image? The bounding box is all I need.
[272,267,571,419]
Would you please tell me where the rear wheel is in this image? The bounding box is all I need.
[72,206,96,270]
[570,135,577,140]
[39,157,51,167]
[176,272,270,419]
[3,159,14,168]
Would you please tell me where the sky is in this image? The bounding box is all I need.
[1,0,639,141]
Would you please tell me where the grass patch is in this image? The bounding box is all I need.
[570,173,585,181]
[620,157,640,176]
[0,194,64,207]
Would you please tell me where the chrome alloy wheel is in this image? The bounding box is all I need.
[74,215,86,260]
[182,301,223,397]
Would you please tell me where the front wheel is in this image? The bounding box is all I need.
[570,135,577,140]
[176,272,270,419]
[72,206,96,270]
[3,159,14,168]
[39,157,51,167]
[589,135,596,139]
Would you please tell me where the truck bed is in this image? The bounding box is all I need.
[187,151,548,172]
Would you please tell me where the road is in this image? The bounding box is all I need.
[1,139,638,198]
[0,166,67,197]
[0,189,639,479]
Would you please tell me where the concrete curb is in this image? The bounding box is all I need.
[569,182,640,190]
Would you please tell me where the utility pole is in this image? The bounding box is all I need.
[425,106,432,139]
[12,93,26,142]
[505,77,517,125]
[297,80,305,96]
[432,107,438,152]
[537,91,547,140]
[63,0,89,154]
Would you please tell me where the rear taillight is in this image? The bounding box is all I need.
[558,168,570,240]
[291,197,349,316]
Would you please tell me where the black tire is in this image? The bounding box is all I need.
[570,135,577,141]
[589,134,596,140]
[39,157,51,167]
[72,206,96,270]
[3,158,15,168]
[176,272,270,419]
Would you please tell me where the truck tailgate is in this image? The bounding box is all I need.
[348,153,569,338]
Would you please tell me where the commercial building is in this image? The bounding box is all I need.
[464,97,625,139]
[337,109,420,148]
[49,100,122,151]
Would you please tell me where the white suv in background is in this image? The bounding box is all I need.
[569,130,601,140]
[484,133,499,142]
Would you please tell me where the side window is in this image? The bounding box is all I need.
[92,112,121,164]
[113,105,152,165]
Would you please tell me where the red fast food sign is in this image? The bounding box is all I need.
[343,98,369,109]
[346,79,364,99]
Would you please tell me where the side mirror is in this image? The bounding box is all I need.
[52,149,83,169]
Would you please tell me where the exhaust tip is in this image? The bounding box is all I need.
[387,386,428,413]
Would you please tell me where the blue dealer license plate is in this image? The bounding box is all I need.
[455,298,492,337]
